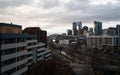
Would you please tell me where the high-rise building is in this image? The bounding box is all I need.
[78,22,82,35]
[73,21,82,36]
[67,29,72,35]
[94,21,102,35]
[116,25,120,36]
[73,22,77,36]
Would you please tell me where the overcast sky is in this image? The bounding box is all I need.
[0,0,120,35]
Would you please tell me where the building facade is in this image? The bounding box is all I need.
[78,22,82,35]
[0,23,51,75]
[23,27,47,47]
[87,35,119,49]
[108,27,116,35]
[72,21,82,36]
[73,22,78,36]
[94,21,102,35]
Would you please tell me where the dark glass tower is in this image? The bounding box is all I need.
[94,21,102,35]
[78,22,82,35]
[116,25,120,36]
[73,22,77,36]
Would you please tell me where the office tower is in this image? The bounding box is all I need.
[73,21,82,36]
[116,25,120,36]
[67,29,72,35]
[78,22,82,35]
[94,21,102,35]
[73,22,77,36]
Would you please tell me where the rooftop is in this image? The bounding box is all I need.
[0,23,22,28]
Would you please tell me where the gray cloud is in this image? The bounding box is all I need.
[65,0,90,11]
[40,0,60,9]
[0,0,33,8]
[0,0,120,34]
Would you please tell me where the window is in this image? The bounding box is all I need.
[17,55,27,61]
[3,67,16,75]
[2,58,16,67]
[17,47,26,52]
[17,63,26,70]
[1,48,16,55]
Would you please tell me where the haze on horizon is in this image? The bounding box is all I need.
[0,0,120,35]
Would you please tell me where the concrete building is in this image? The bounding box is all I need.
[26,37,51,73]
[94,21,102,35]
[23,27,47,47]
[87,35,119,49]
[0,23,51,75]
[0,23,28,75]
[1,34,29,75]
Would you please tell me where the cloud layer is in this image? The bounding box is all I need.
[0,0,120,34]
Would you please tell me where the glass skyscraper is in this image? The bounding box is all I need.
[73,22,78,36]
[116,25,120,35]
[72,21,82,36]
[94,21,102,35]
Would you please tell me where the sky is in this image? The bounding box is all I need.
[0,0,120,35]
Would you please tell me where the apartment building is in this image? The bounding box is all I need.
[23,27,47,47]
[87,35,119,49]
[0,23,51,75]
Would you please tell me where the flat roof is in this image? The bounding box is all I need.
[0,23,22,28]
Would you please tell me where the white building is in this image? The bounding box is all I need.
[59,39,69,45]
[87,35,120,49]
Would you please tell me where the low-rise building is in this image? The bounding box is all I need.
[87,35,120,49]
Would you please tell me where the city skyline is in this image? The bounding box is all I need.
[0,0,120,35]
